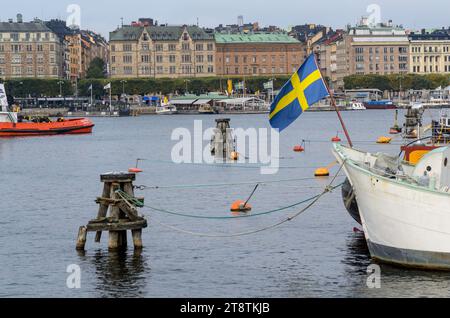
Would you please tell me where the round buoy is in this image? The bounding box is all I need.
[230,152,239,161]
[230,200,252,212]
[332,136,342,143]
[128,168,143,173]
[293,145,305,152]
[315,168,330,177]
[377,136,392,144]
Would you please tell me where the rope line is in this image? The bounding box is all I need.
[150,162,346,238]
[116,162,346,237]
[133,175,345,190]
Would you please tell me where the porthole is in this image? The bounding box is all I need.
[445,158,448,167]
[427,166,432,172]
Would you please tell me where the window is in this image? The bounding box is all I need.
[141,55,150,63]
[207,55,214,63]
[142,43,150,51]
[123,55,133,63]
[37,44,43,52]
[124,66,133,75]
[169,55,176,63]
[196,65,204,73]
[111,56,116,63]
[11,44,21,52]
[141,66,151,75]
[235,67,239,74]
[355,47,364,54]
[169,66,176,74]
[207,43,214,51]
[156,55,163,63]
[123,44,132,52]
[196,44,203,51]
[207,65,214,73]
[234,56,239,63]
[0,56,4,64]
[10,33,19,41]
[156,44,163,52]
[169,44,176,51]
[196,55,204,63]
[13,66,22,75]
[182,43,190,51]
[111,45,116,52]
[157,66,163,74]
[12,55,21,64]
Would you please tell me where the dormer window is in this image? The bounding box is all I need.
[142,33,149,41]
[183,33,189,41]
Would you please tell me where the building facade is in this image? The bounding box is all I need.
[409,30,450,74]
[312,31,344,89]
[66,30,109,81]
[109,24,216,78]
[215,33,305,77]
[0,15,63,79]
[333,19,410,89]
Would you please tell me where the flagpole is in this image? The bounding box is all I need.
[109,85,112,117]
[313,54,353,148]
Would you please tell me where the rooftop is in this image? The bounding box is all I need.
[0,21,52,33]
[110,25,213,41]
[214,33,299,44]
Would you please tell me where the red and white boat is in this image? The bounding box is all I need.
[0,84,94,137]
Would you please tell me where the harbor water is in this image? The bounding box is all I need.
[2,109,450,298]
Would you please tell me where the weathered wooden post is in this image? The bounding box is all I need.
[76,172,147,252]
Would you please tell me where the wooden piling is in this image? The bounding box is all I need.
[77,172,147,251]
[76,226,87,251]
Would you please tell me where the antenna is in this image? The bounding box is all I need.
[121,17,124,27]
[197,17,199,26]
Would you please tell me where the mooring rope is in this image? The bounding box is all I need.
[116,161,346,237]
[133,175,344,190]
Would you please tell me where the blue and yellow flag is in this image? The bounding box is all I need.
[269,54,329,132]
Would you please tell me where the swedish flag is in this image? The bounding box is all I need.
[269,54,329,132]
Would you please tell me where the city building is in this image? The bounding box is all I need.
[215,33,305,77]
[66,30,109,81]
[313,30,344,89]
[409,29,450,74]
[334,18,410,89]
[289,24,333,54]
[0,14,64,79]
[215,16,283,34]
[109,22,216,78]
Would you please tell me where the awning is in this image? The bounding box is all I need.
[193,99,212,105]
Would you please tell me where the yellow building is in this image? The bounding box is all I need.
[409,30,450,74]
[109,24,216,78]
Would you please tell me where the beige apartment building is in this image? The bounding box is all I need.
[313,31,344,89]
[215,33,305,77]
[409,30,450,74]
[0,15,63,79]
[334,19,410,89]
[109,23,216,78]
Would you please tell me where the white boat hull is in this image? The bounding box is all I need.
[334,144,450,269]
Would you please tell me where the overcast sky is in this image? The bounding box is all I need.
[1,0,449,38]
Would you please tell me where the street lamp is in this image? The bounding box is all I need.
[120,80,127,102]
[57,80,64,97]
[184,79,190,94]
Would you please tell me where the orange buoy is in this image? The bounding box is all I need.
[293,145,305,152]
[230,152,239,161]
[377,136,392,144]
[315,167,330,177]
[332,136,342,143]
[230,200,252,212]
[128,168,143,173]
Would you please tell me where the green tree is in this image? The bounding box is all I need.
[86,58,106,79]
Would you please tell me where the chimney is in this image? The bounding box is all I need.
[8,18,13,23]
[17,13,23,23]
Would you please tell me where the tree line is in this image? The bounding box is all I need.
[344,74,450,91]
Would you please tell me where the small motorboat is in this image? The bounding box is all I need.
[0,84,94,137]
[156,104,178,115]
[334,143,450,270]
[346,102,366,111]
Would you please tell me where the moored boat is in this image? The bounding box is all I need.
[364,100,397,110]
[0,84,94,137]
[334,143,450,270]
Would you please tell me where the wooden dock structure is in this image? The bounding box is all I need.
[76,172,147,251]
